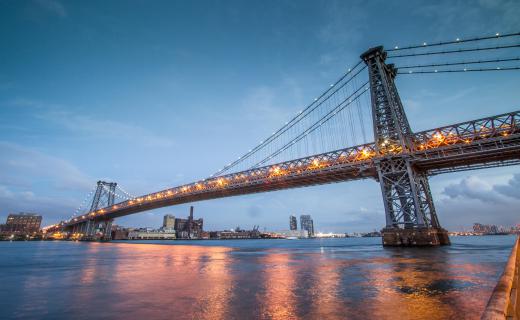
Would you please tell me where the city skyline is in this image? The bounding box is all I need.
[0,1,519,232]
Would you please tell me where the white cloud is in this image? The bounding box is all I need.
[0,141,92,191]
[34,0,67,18]
[442,175,520,204]
[9,98,175,148]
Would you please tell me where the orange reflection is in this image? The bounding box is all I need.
[108,243,234,319]
[307,256,350,318]
[361,255,496,319]
[258,252,298,319]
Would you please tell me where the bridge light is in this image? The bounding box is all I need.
[433,132,444,142]
[456,38,460,41]
[496,33,500,36]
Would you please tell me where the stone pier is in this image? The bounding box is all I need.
[382,227,451,246]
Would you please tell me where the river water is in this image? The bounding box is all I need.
[0,236,516,320]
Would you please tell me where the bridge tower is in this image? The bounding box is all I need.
[361,46,450,246]
[72,181,117,241]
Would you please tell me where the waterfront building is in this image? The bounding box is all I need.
[300,214,315,237]
[163,214,175,229]
[289,215,297,230]
[2,213,42,233]
[174,206,203,239]
[218,226,261,239]
[473,223,500,234]
[272,230,308,239]
[127,228,177,240]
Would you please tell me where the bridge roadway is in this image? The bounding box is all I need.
[63,110,520,227]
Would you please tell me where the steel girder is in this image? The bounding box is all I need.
[90,181,117,212]
[361,46,439,229]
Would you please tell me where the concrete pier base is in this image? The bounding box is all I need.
[382,227,451,247]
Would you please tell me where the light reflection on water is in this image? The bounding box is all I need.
[0,236,515,320]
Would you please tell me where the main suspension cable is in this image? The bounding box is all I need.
[387,31,520,52]
[397,57,520,69]
[251,82,369,169]
[211,60,366,177]
[398,66,520,74]
[388,44,520,58]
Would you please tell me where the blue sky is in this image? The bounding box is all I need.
[0,0,519,232]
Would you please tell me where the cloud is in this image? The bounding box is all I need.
[40,110,175,148]
[239,81,302,130]
[442,174,520,204]
[0,141,92,191]
[435,173,520,229]
[0,142,94,223]
[9,99,175,148]
[494,173,520,198]
[34,0,67,18]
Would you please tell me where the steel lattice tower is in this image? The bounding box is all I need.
[361,46,449,246]
[89,181,117,212]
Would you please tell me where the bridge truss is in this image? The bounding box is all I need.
[46,31,520,245]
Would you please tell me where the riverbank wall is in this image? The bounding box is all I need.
[482,236,519,319]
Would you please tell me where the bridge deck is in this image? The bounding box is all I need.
[60,110,520,227]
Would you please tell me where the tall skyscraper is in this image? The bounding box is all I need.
[300,215,314,237]
[289,215,297,230]
[163,214,175,229]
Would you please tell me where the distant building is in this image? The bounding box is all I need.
[174,206,203,239]
[218,226,261,239]
[272,230,308,239]
[163,214,175,229]
[300,214,314,237]
[127,228,176,240]
[289,215,297,230]
[473,223,500,234]
[111,225,130,240]
[2,213,42,233]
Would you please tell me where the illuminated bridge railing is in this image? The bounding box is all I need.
[413,110,519,151]
[63,110,520,227]
[66,142,378,225]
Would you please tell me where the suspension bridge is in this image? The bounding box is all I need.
[45,32,520,246]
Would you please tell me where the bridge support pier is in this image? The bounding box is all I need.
[382,227,450,246]
[361,46,450,247]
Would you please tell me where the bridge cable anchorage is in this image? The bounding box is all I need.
[250,82,369,168]
[396,57,520,69]
[388,44,520,58]
[398,66,520,74]
[387,31,520,52]
[211,60,367,177]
